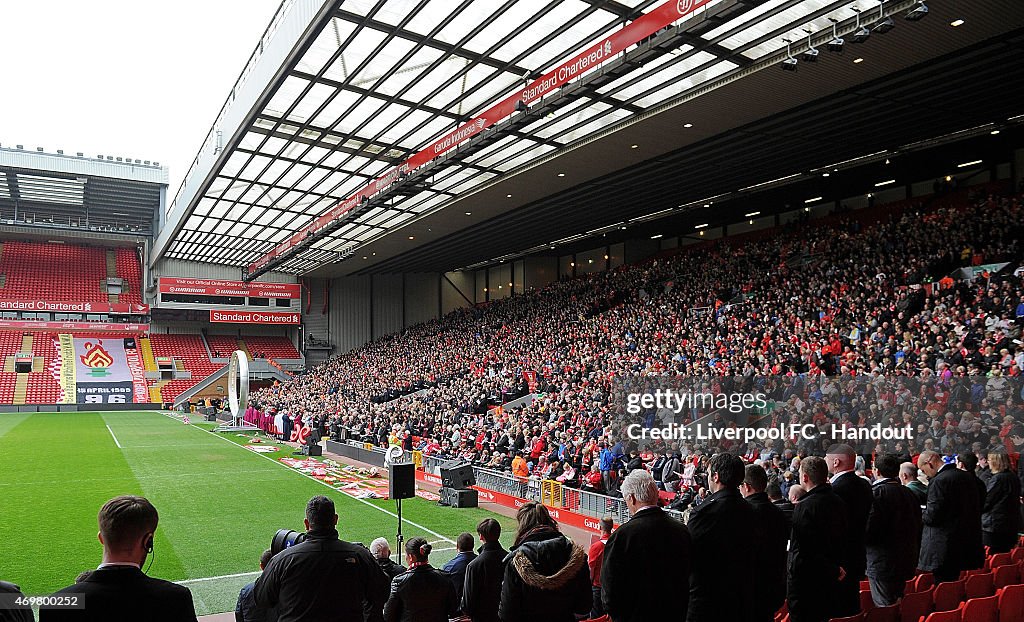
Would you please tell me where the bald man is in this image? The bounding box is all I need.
[825,444,872,618]
[916,450,984,583]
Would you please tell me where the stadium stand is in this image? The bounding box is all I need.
[114,248,142,305]
[147,334,221,402]
[206,334,240,359]
[251,187,1024,479]
[242,336,300,359]
[0,242,109,302]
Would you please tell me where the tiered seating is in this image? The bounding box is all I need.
[26,334,61,403]
[0,242,107,301]
[115,248,142,305]
[0,332,20,403]
[243,336,300,359]
[148,334,221,402]
[206,335,238,358]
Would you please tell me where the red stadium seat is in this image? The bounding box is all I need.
[920,606,962,622]
[992,564,1018,590]
[959,596,997,622]
[1011,547,1024,565]
[865,603,899,622]
[829,614,864,622]
[987,553,1012,570]
[916,573,935,593]
[964,573,994,599]
[933,580,966,613]
[998,584,1024,622]
[861,589,875,612]
[901,587,934,622]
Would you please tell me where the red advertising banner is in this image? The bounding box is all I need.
[0,300,149,314]
[0,320,149,332]
[159,277,301,299]
[249,0,711,275]
[209,310,300,325]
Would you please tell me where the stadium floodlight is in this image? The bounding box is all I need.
[802,29,819,62]
[780,39,798,71]
[905,1,928,21]
[873,1,895,33]
[851,8,871,42]
[827,19,844,52]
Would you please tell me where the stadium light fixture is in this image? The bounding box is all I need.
[694,223,709,229]
[780,39,798,71]
[874,179,896,187]
[745,211,761,217]
[822,172,830,177]
[950,19,964,27]
[905,2,928,21]
[851,8,871,43]
[854,57,865,64]
[991,130,1001,135]
[805,196,823,204]
[465,211,472,215]
[651,234,663,239]
[827,18,845,52]
[683,123,693,128]
[957,159,983,168]
[802,29,819,62]
[873,0,895,33]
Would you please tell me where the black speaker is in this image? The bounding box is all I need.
[439,460,475,490]
[389,462,415,500]
[302,443,322,456]
[439,487,478,508]
[205,413,217,422]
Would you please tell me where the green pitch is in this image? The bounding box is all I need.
[0,411,517,616]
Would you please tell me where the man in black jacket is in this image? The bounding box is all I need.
[957,452,988,508]
[254,496,390,622]
[370,538,407,579]
[787,456,849,622]
[865,455,922,606]
[742,464,789,622]
[917,451,984,582]
[602,469,691,622]
[687,453,756,622]
[0,580,34,622]
[767,480,795,530]
[462,518,507,622]
[825,444,872,617]
[40,495,198,622]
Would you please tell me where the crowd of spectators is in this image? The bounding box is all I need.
[251,187,1024,498]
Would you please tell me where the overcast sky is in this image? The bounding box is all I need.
[0,0,283,200]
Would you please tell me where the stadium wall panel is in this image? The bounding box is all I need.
[328,275,370,354]
[441,272,473,316]
[576,247,607,275]
[303,277,329,340]
[487,265,511,301]
[524,257,558,290]
[475,271,487,304]
[404,274,439,328]
[152,258,295,283]
[371,274,403,339]
[623,238,660,265]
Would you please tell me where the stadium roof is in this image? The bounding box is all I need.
[154,0,1024,277]
[0,147,166,237]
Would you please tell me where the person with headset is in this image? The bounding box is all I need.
[40,495,197,621]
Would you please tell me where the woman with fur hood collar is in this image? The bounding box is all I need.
[498,501,592,622]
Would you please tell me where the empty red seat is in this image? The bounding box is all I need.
[933,580,966,613]
[964,573,994,599]
[921,606,962,622]
[916,573,935,593]
[865,603,899,622]
[987,553,1012,570]
[960,596,996,622]
[998,584,1024,622]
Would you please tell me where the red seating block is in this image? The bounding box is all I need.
[960,596,997,622]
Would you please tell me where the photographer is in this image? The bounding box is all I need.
[254,496,389,622]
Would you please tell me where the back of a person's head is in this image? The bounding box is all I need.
[476,518,501,543]
[800,456,828,487]
[260,548,275,570]
[599,516,614,535]
[369,537,390,559]
[620,469,659,505]
[514,501,558,545]
[305,495,336,531]
[98,495,158,553]
[708,452,745,488]
[875,455,900,479]
[766,480,783,500]
[900,462,918,480]
[957,451,978,472]
[743,463,769,493]
[456,532,474,552]
[406,537,431,563]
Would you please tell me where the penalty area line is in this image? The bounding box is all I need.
[156,411,455,545]
[106,424,123,449]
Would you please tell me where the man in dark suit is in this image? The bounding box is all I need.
[787,456,849,622]
[825,444,872,617]
[917,450,985,583]
[687,453,756,622]
[742,464,789,622]
[767,480,795,530]
[957,452,988,508]
[0,580,34,622]
[40,495,198,622]
[865,455,922,606]
[442,532,476,613]
[462,518,508,622]
[602,469,692,622]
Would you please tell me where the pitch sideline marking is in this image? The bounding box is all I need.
[177,570,260,584]
[105,424,123,449]
[155,411,455,545]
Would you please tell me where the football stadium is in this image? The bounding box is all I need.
[3,1,1024,621]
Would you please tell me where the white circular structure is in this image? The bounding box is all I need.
[384,445,404,466]
[228,349,249,419]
